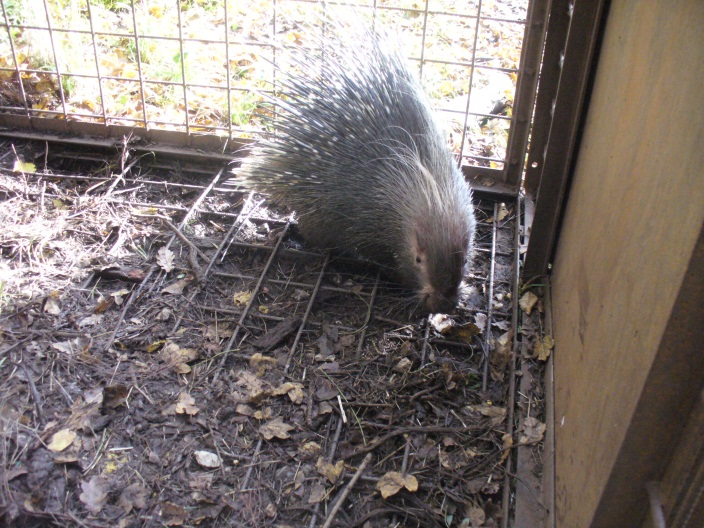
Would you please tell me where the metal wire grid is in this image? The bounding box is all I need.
[51,153,517,525]
[0,143,521,523]
[0,0,528,170]
[71,161,517,363]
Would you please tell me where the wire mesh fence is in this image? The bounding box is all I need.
[0,0,531,179]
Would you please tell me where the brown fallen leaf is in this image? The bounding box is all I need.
[490,329,514,381]
[519,291,539,315]
[501,433,513,463]
[233,290,253,306]
[308,482,326,504]
[429,313,453,333]
[465,403,507,426]
[250,352,277,377]
[162,276,193,295]
[47,429,77,452]
[104,385,129,409]
[466,506,486,527]
[519,416,546,445]
[316,457,345,484]
[376,471,419,499]
[111,288,131,305]
[259,416,294,440]
[79,476,109,514]
[272,382,305,404]
[43,292,61,315]
[439,447,476,470]
[534,335,554,361]
[162,341,199,374]
[118,482,149,514]
[51,337,91,356]
[300,441,322,458]
[174,392,199,415]
[161,501,188,525]
[156,246,175,272]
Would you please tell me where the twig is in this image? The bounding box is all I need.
[20,364,45,425]
[322,453,373,528]
[342,425,483,460]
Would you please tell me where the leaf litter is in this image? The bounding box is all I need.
[0,135,545,527]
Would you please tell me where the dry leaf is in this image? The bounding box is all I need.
[496,203,510,221]
[156,247,175,272]
[317,401,334,416]
[79,476,109,514]
[316,457,345,484]
[13,160,36,173]
[43,294,61,315]
[47,428,77,452]
[501,433,513,463]
[162,277,192,295]
[308,483,326,504]
[452,321,482,342]
[519,417,546,445]
[465,506,486,527]
[376,471,418,499]
[162,341,198,374]
[93,296,113,313]
[147,340,165,353]
[51,337,91,356]
[429,313,453,333]
[233,290,253,306]
[236,369,270,402]
[273,382,305,404]
[490,329,513,381]
[118,482,149,514]
[175,392,199,415]
[103,385,129,408]
[253,407,273,420]
[161,501,188,525]
[111,288,131,305]
[300,441,322,458]
[534,335,554,361]
[259,416,294,440]
[235,404,254,416]
[393,357,413,373]
[249,352,277,376]
[465,403,507,426]
[474,312,488,332]
[519,291,539,314]
[78,314,103,328]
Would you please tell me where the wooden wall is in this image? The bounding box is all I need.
[550,1,704,526]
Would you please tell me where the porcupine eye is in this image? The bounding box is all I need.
[415,256,422,264]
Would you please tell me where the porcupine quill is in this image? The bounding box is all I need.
[238,14,476,313]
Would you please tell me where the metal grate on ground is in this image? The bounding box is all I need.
[0,140,522,527]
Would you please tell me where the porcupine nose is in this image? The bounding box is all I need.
[425,289,459,314]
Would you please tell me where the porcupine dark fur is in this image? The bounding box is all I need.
[238,15,476,313]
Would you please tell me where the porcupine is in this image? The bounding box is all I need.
[238,16,476,313]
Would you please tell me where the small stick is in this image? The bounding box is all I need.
[20,364,45,425]
[321,453,373,528]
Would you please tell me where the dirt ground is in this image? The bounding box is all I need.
[0,138,546,527]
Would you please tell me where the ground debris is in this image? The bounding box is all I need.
[0,139,523,527]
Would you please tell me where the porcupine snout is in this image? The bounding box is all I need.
[402,177,476,314]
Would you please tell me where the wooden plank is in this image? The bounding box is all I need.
[550,0,704,526]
